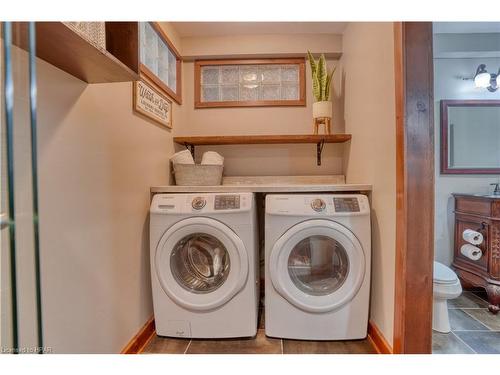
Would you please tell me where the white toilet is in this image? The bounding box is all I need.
[433,261,462,333]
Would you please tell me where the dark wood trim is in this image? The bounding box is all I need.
[140,63,182,105]
[195,60,202,109]
[393,22,435,354]
[120,316,155,354]
[393,21,406,355]
[150,22,181,58]
[139,22,182,105]
[105,22,140,74]
[195,99,306,109]
[196,58,306,66]
[440,99,500,174]
[194,58,306,108]
[368,320,393,354]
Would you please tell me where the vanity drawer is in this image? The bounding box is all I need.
[455,197,492,217]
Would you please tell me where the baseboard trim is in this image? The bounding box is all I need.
[368,320,393,354]
[121,316,156,354]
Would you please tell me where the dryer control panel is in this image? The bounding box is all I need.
[266,194,370,216]
[333,197,360,212]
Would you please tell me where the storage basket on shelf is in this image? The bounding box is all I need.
[173,163,223,186]
[63,22,106,50]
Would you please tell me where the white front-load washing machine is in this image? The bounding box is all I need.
[150,192,259,338]
[265,194,371,340]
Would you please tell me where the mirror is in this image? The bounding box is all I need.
[441,100,500,174]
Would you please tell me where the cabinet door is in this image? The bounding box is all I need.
[489,224,500,280]
[455,217,489,272]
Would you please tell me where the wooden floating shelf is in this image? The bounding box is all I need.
[174,134,352,166]
[174,134,352,146]
[12,22,139,83]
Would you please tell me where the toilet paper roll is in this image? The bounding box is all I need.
[460,244,483,261]
[171,149,195,165]
[201,151,224,165]
[462,229,484,245]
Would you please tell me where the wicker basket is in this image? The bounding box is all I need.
[64,22,106,50]
[173,164,223,186]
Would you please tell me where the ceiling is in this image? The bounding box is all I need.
[171,22,348,37]
[434,22,500,34]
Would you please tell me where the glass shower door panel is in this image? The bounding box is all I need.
[1,22,44,354]
[1,25,15,353]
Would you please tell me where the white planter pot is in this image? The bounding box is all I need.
[312,101,332,119]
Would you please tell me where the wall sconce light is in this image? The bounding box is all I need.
[474,64,500,92]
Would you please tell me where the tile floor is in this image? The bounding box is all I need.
[142,308,376,354]
[432,290,500,354]
[142,290,500,354]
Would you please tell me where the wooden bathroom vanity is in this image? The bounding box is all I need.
[453,193,500,313]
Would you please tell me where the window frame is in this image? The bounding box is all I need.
[194,58,306,108]
[139,22,182,104]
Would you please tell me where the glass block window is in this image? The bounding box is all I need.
[195,59,305,108]
[139,22,182,104]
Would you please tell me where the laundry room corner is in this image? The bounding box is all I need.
[1,21,183,353]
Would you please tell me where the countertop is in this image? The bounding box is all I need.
[151,175,372,194]
[452,192,500,199]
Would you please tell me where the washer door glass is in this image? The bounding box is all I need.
[288,235,349,296]
[170,233,230,294]
[269,219,365,313]
[155,217,249,311]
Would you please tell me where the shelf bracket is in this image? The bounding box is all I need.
[316,139,325,166]
[184,142,195,159]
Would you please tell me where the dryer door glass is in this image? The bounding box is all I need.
[287,235,349,296]
[170,233,230,294]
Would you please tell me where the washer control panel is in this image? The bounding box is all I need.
[150,193,253,214]
[215,194,240,210]
[333,197,360,212]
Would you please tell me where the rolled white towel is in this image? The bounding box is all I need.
[460,244,482,261]
[201,151,224,165]
[171,149,195,165]
[462,229,483,245]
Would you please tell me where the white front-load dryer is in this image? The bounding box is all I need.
[265,194,371,340]
[150,193,259,338]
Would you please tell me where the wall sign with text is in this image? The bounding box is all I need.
[133,79,172,128]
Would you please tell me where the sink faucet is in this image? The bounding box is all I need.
[491,183,500,195]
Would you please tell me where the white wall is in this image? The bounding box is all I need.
[340,23,396,347]
[181,33,342,60]
[176,33,345,176]
[1,33,178,352]
[37,68,174,353]
[433,54,500,266]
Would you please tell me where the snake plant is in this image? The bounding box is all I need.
[307,51,336,102]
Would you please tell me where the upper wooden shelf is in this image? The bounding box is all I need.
[174,134,352,166]
[12,22,139,83]
[173,134,352,146]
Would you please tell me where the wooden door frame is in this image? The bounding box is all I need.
[393,22,435,354]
